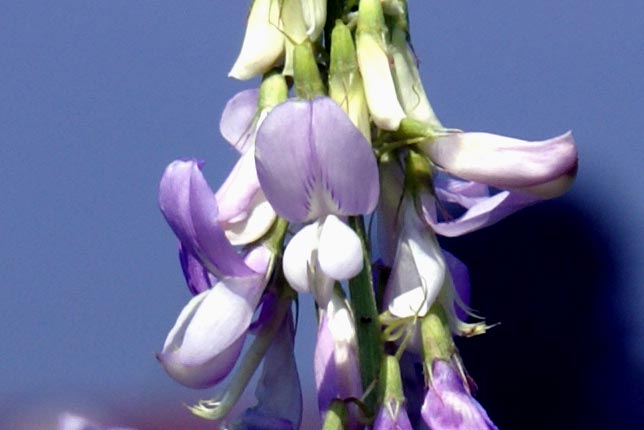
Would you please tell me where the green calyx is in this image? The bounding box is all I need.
[357,0,387,35]
[293,41,326,99]
[378,355,405,404]
[330,20,357,76]
[420,302,455,365]
[404,150,433,197]
[323,400,349,430]
[258,70,288,110]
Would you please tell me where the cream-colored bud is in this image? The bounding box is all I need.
[229,0,285,80]
[300,0,327,41]
[390,26,442,129]
[356,0,406,131]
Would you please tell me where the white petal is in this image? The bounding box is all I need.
[229,0,285,80]
[318,215,363,281]
[224,192,277,246]
[283,223,319,294]
[356,32,406,130]
[178,276,264,366]
[385,199,446,318]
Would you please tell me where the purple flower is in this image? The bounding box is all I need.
[158,159,274,388]
[419,131,578,237]
[314,291,362,428]
[421,360,498,430]
[255,97,379,306]
[230,309,302,430]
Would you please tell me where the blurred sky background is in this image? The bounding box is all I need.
[1,1,643,429]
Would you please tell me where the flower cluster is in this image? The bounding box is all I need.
[156,1,578,429]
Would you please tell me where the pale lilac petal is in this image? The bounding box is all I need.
[223,191,277,246]
[179,244,212,295]
[159,159,255,277]
[424,131,578,191]
[233,310,302,430]
[255,97,379,222]
[421,189,540,237]
[220,89,259,153]
[314,295,362,424]
[158,274,266,388]
[215,151,276,245]
[421,360,498,430]
[318,215,363,282]
[310,97,379,216]
[215,151,261,222]
[385,198,446,318]
[282,223,319,294]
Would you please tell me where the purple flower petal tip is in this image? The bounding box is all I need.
[158,159,256,278]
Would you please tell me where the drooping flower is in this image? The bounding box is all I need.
[254,96,379,306]
[314,290,363,428]
[157,159,274,388]
[228,309,302,430]
[421,360,498,430]
[418,131,578,236]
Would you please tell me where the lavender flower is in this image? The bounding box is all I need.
[420,131,578,236]
[254,96,379,306]
[421,360,498,430]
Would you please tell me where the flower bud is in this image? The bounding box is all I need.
[301,0,327,41]
[329,20,371,139]
[229,0,285,80]
[356,0,406,130]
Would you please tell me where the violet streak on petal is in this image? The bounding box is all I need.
[255,97,379,223]
[220,89,260,153]
[158,159,255,277]
[421,360,498,430]
[423,131,578,192]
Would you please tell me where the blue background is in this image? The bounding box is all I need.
[1,1,642,429]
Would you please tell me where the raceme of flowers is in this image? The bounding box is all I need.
[156,1,578,429]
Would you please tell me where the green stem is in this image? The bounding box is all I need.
[348,215,383,413]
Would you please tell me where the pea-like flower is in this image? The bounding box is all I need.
[420,131,578,236]
[254,96,379,307]
[157,159,273,388]
[421,360,498,430]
